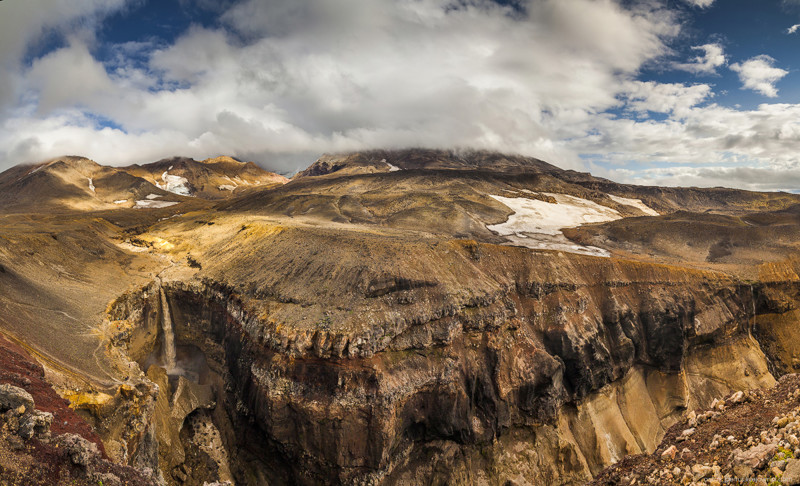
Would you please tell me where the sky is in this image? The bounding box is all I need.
[2,0,800,190]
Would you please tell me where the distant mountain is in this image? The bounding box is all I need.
[0,155,288,213]
[0,156,171,212]
[296,148,563,178]
[123,155,288,200]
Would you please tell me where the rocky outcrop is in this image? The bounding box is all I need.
[0,382,158,485]
[592,374,800,485]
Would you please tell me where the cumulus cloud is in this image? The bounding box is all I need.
[0,0,129,112]
[730,55,789,97]
[0,0,680,173]
[577,101,800,191]
[788,24,800,34]
[683,0,715,8]
[673,43,726,74]
[622,81,713,116]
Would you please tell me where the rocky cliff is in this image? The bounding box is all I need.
[104,242,799,485]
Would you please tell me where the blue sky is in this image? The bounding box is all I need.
[2,0,800,190]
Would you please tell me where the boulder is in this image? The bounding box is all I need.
[18,410,53,440]
[783,459,800,486]
[57,433,100,467]
[0,384,34,415]
[732,442,779,470]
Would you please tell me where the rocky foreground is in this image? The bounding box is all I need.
[592,374,800,486]
[0,335,158,485]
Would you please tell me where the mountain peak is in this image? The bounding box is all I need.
[297,148,561,178]
[202,156,244,165]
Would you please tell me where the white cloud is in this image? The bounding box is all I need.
[573,100,800,191]
[0,0,680,173]
[0,0,130,111]
[622,81,713,116]
[730,55,789,97]
[683,0,715,8]
[788,24,800,34]
[673,43,726,74]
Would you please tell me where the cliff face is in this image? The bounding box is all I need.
[106,243,796,485]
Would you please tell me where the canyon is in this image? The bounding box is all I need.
[2,149,800,485]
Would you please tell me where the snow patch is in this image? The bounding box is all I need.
[114,199,128,204]
[87,178,95,193]
[218,185,237,191]
[487,193,621,257]
[134,199,179,209]
[606,194,659,216]
[156,170,192,196]
[384,159,401,172]
[28,165,45,175]
[145,193,162,199]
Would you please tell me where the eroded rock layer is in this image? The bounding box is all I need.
[105,245,800,485]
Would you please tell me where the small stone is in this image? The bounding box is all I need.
[733,463,754,478]
[771,459,788,471]
[692,464,714,480]
[6,435,24,451]
[681,428,696,438]
[779,417,792,428]
[730,390,745,404]
[662,445,678,460]
[773,466,785,478]
[172,467,187,482]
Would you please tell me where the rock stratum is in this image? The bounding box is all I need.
[1,149,800,485]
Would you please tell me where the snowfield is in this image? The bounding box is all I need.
[134,199,179,209]
[487,193,622,257]
[156,170,192,196]
[383,159,401,172]
[607,194,659,216]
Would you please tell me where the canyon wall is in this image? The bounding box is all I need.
[96,247,800,485]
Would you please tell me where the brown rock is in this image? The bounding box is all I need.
[783,458,800,485]
[661,445,678,461]
[733,443,779,469]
